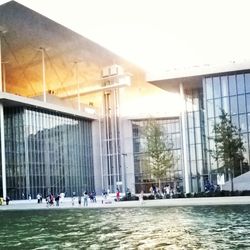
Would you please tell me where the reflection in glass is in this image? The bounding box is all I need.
[206,78,213,99]
[230,96,238,115]
[239,114,247,133]
[207,100,214,118]
[3,107,94,200]
[213,77,221,98]
[214,99,222,117]
[229,75,237,96]
[222,97,230,113]
[238,95,246,114]
[237,74,245,95]
[221,76,228,97]
[132,118,182,193]
[245,73,250,93]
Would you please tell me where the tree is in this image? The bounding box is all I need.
[144,119,174,189]
[211,110,245,191]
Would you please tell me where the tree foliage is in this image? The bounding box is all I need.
[144,119,173,188]
[211,110,245,191]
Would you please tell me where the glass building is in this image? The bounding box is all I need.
[1,1,250,198]
[204,72,250,184]
[150,69,250,193]
[0,107,94,199]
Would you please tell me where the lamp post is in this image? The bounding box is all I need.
[122,153,127,193]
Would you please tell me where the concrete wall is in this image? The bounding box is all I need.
[222,171,250,191]
[121,118,135,194]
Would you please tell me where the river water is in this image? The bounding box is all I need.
[0,205,250,249]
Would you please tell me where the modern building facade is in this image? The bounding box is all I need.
[0,1,250,199]
[149,65,250,193]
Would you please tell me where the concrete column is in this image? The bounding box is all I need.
[0,33,6,198]
[0,104,6,199]
[179,82,190,193]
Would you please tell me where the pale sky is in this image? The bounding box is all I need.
[1,0,250,73]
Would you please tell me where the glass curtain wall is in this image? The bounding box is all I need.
[203,73,250,184]
[132,118,182,193]
[185,88,207,192]
[0,107,94,200]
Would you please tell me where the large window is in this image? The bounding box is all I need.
[204,72,250,179]
[132,118,182,193]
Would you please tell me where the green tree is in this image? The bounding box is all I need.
[144,119,173,189]
[211,110,245,191]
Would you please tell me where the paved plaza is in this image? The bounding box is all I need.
[1,195,250,210]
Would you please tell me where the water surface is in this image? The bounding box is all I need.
[0,205,250,249]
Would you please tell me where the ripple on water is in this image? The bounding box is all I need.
[0,205,250,249]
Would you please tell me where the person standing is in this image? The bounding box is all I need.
[55,194,60,206]
[83,192,88,207]
[5,196,10,205]
[37,193,41,203]
[116,189,120,201]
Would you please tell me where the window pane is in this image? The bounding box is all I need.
[207,100,214,118]
[237,74,245,94]
[246,94,250,113]
[222,97,230,113]
[221,76,228,97]
[189,129,195,144]
[245,73,250,93]
[205,78,213,99]
[229,75,237,96]
[213,77,221,98]
[208,119,215,137]
[194,111,200,127]
[231,115,239,128]
[238,95,246,114]
[239,114,247,133]
[214,99,222,117]
[230,96,238,115]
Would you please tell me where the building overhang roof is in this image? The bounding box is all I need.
[0,1,133,99]
[0,92,97,120]
[147,61,250,92]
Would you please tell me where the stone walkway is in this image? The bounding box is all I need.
[0,196,250,210]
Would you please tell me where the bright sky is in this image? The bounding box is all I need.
[1,0,250,73]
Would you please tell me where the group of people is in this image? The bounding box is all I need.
[74,192,89,206]
[149,184,175,199]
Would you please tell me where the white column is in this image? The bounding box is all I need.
[0,104,6,199]
[122,153,127,193]
[179,82,190,193]
[0,32,6,198]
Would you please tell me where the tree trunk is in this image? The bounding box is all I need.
[230,167,234,192]
[158,179,161,193]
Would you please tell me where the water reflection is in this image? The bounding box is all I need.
[0,206,250,249]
